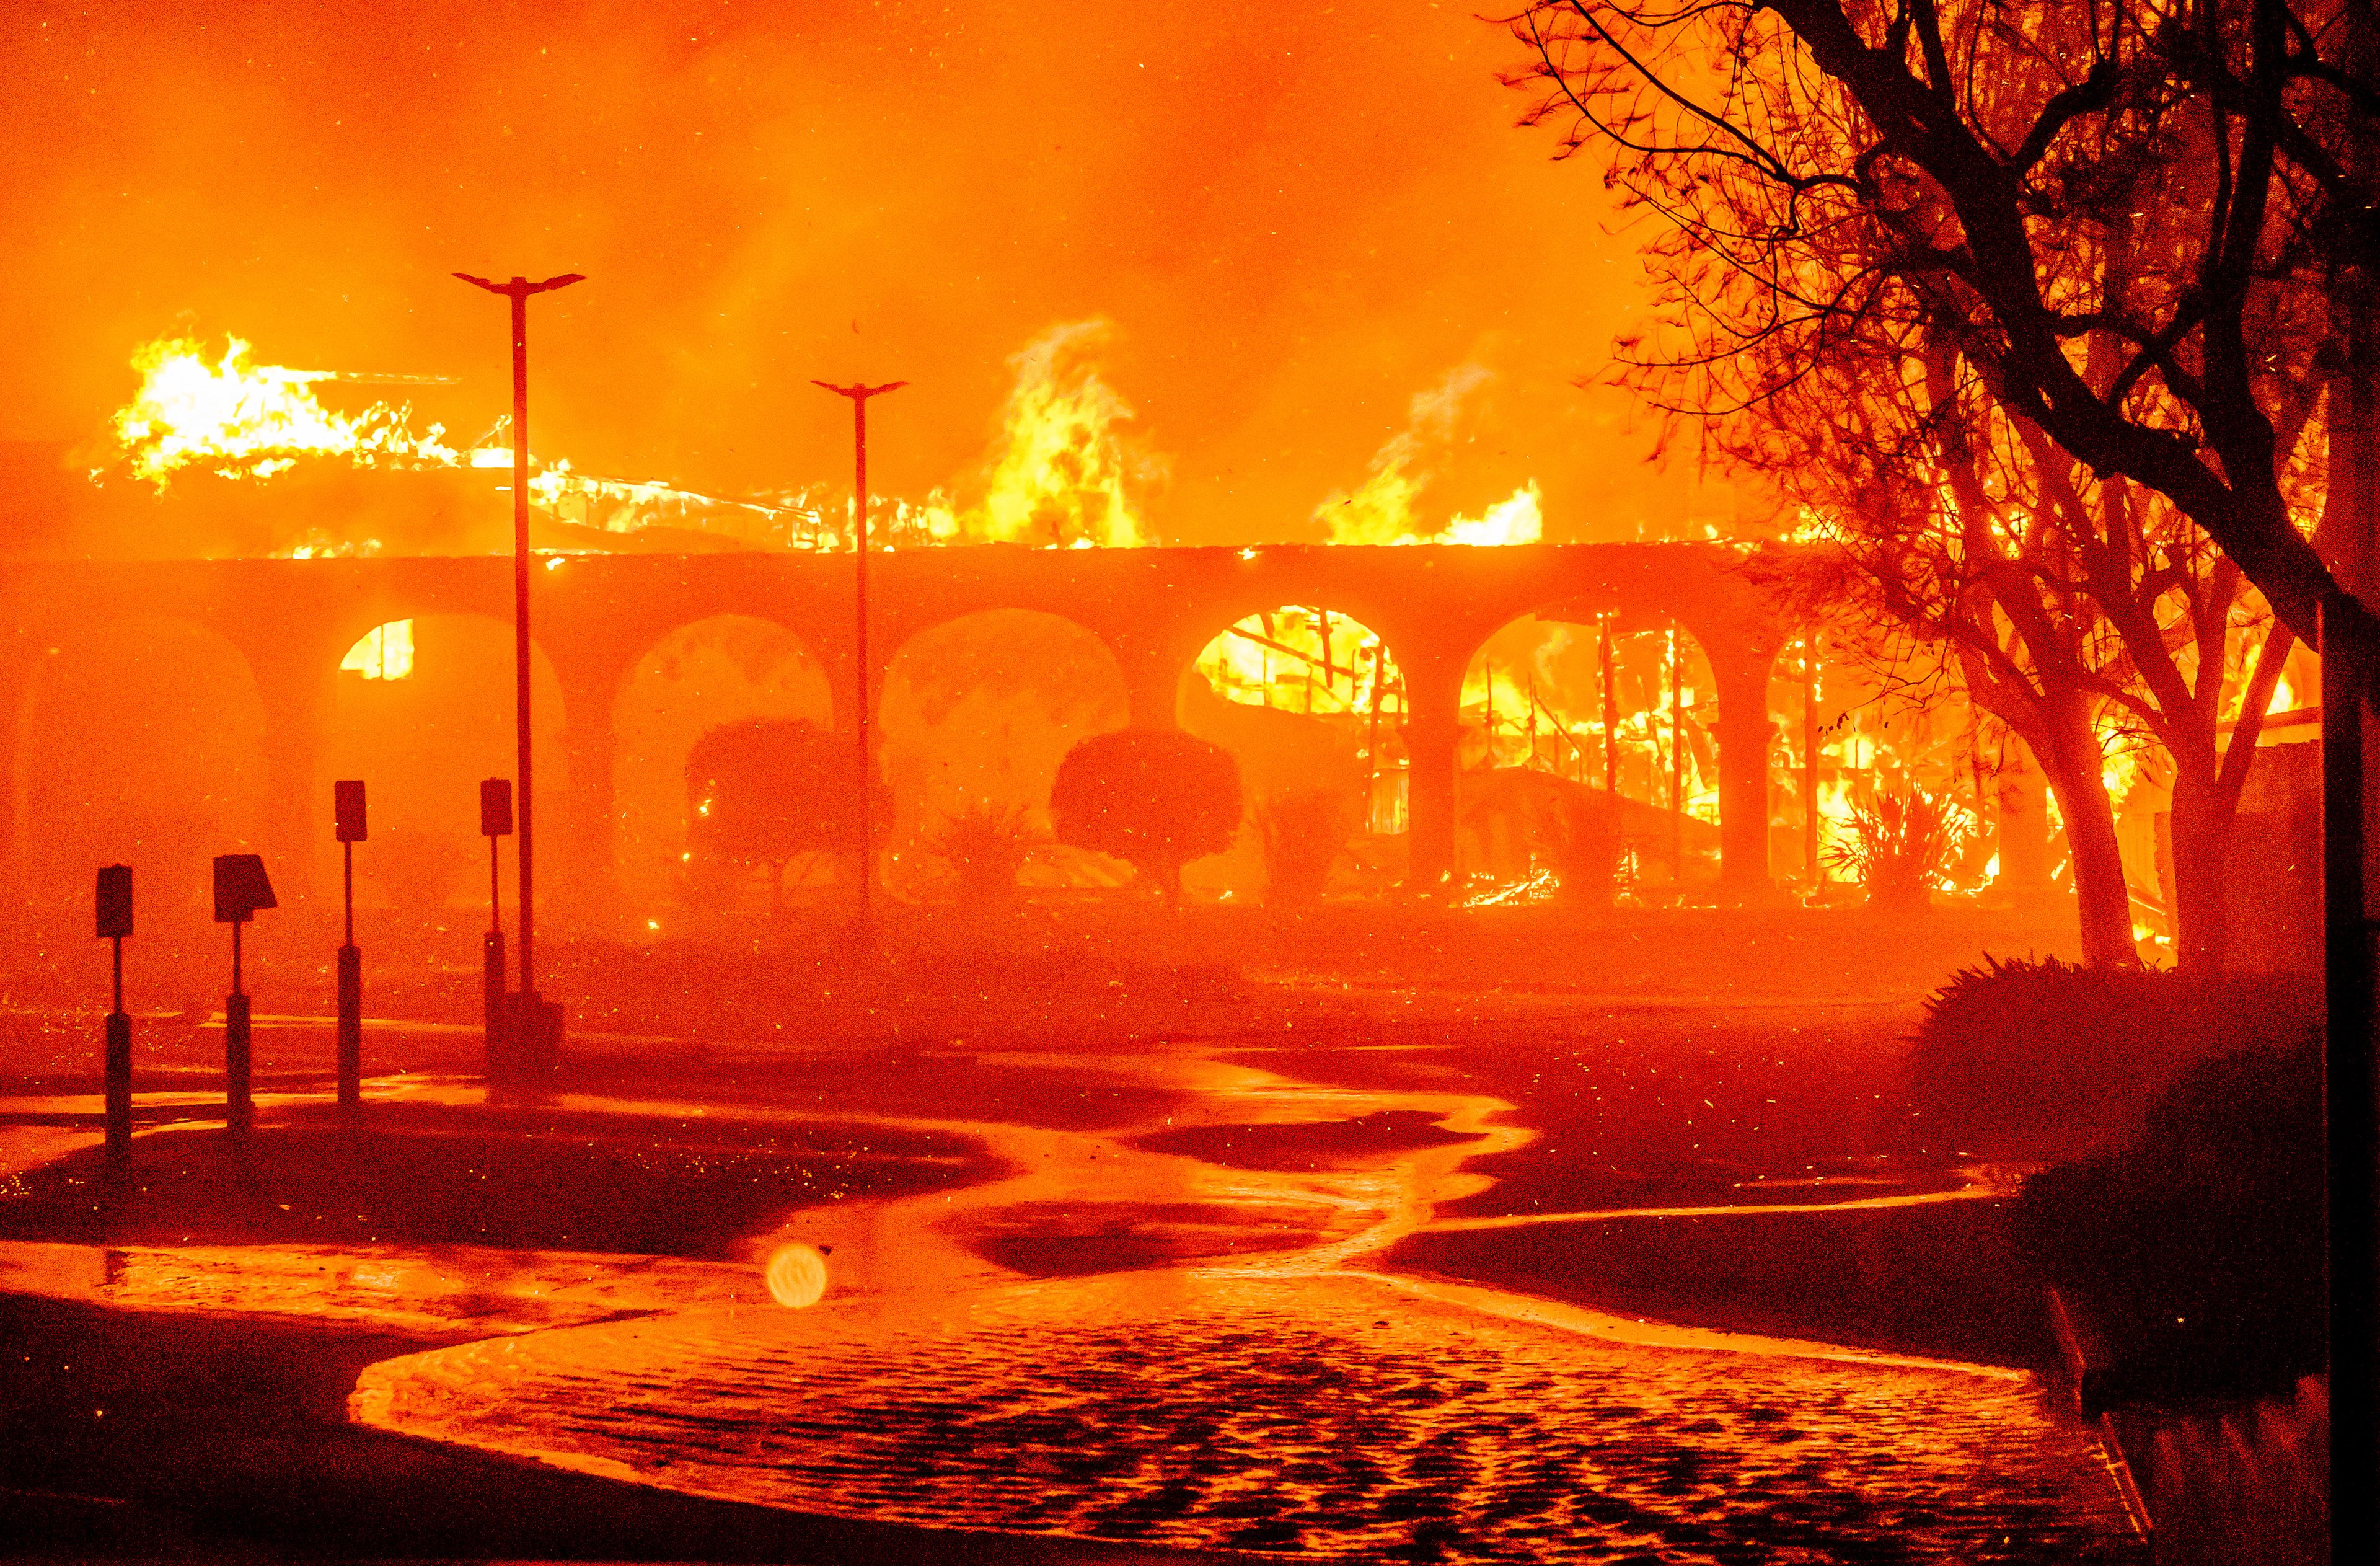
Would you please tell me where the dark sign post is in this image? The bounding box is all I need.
[333,781,366,1118]
[96,865,133,1166]
[213,854,275,1135]
[480,778,513,1080]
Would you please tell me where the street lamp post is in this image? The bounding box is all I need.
[456,271,581,1071]
[811,378,906,949]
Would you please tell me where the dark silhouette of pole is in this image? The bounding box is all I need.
[811,378,906,947]
[333,781,365,1119]
[455,272,582,1000]
[1804,640,1822,887]
[479,778,512,1079]
[97,866,132,1167]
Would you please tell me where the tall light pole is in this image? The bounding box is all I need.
[811,378,905,949]
[455,272,581,1014]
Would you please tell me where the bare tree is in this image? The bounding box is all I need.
[1499,0,2363,963]
[1500,0,2374,686]
[1762,327,2310,968]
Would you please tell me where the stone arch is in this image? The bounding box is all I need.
[319,613,568,932]
[1457,603,1727,890]
[612,614,835,921]
[876,608,1131,897]
[1175,593,1427,704]
[15,615,267,937]
[1179,604,1409,901]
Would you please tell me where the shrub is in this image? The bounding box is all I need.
[1050,728,1241,905]
[1906,953,2319,1156]
[1253,787,1359,909]
[684,719,889,912]
[1824,784,1962,909]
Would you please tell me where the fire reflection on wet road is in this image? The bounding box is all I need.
[361,1270,2134,1562]
[346,1037,2144,1564]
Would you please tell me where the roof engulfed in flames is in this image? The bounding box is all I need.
[113,335,457,488]
[100,322,1544,552]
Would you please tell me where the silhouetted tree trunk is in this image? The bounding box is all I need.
[2025,691,2140,967]
[2169,619,2298,971]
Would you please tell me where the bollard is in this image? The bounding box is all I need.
[213,854,275,1138]
[97,865,134,1167]
[483,928,508,1082]
[480,778,514,1087]
[337,942,362,1115]
[104,1011,131,1162]
[333,781,366,1120]
[225,990,252,1135]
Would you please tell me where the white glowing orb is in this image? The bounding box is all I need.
[764,1244,829,1308]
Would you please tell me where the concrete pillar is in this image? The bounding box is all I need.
[1115,636,1188,731]
[1402,656,1464,891]
[1712,653,1776,897]
[250,653,333,906]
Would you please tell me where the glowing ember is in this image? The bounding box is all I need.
[1457,864,1561,907]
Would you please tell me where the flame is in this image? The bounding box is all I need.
[2099,723,2146,807]
[286,533,385,560]
[113,334,457,489]
[1197,606,1399,715]
[1320,365,1541,546]
[1441,482,1543,546]
[974,319,1156,548]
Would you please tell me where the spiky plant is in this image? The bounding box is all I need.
[1253,787,1359,911]
[1823,785,1962,911]
[928,802,1037,913]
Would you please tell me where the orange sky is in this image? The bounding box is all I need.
[2,0,1739,546]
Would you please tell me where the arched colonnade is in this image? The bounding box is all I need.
[0,544,1791,917]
